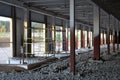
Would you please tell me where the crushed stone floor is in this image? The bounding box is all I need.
[0,47,120,80]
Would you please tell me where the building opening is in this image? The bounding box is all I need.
[55,26,63,53]
[31,22,45,54]
[0,16,12,63]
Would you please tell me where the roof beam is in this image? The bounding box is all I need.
[0,0,24,9]
[23,0,65,3]
[24,0,87,3]
[30,1,89,6]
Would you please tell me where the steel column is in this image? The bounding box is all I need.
[93,5,100,60]
[45,15,48,53]
[70,0,75,74]
[11,6,17,57]
[27,10,31,54]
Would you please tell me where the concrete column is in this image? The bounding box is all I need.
[113,30,115,52]
[65,21,68,51]
[114,19,118,51]
[111,32,113,44]
[81,28,85,48]
[119,31,120,49]
[75,24,78,49]
[90,30,93,47]
[92,31,94,47]
[103,30,105,45]
[105,31,106,45]
[70,0,75,74]
[110,32,112,44]
[87,27,91,48]
[107,15,110,55]
[100,30,103,45]
[93,5,100,60]
[117,31,119,50]
[117,21,119,50]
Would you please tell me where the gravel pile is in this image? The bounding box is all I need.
[0,47,120,80]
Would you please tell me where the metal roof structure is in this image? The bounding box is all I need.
[21,0,94,26]
[1,0,120,28]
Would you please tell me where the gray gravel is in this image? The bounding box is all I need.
[0,47,120,80]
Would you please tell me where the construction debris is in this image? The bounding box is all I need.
[0,47,120,80]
